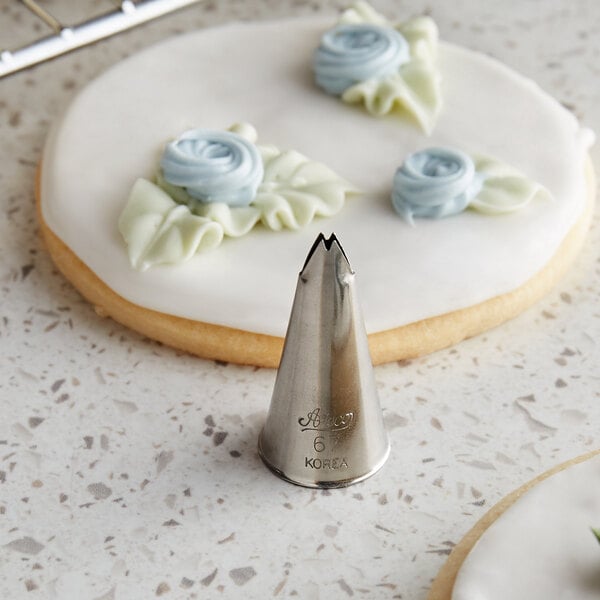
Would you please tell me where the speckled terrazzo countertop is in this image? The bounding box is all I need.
[1,1,600,598]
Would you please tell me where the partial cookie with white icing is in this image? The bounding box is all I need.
[428,450,600,600]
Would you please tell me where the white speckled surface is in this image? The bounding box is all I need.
[1,1,599,599]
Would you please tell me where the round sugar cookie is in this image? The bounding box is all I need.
[38,16,595,367]
[428,449,600,600]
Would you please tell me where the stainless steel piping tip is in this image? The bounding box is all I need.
[258,233,390,488]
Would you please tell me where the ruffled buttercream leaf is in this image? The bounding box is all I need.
[337,2,441,133]
[155,172,194,205]
[343,65,439,130]
[156,172,261,237]
[398,16,438,59]
[339,1,388,26]
[469,156,549,215]
[253,193,307,230]
[255,185,347,231]
[262,149,340,184]
[261,148,307,182]
[198,203,261,237]
[253,149,356,231]
[118,178,223,271]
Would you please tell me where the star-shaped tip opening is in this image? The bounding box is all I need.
[300,232,351,274]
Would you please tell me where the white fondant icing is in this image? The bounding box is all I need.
[40,17,593,337]
[452,453,600,600]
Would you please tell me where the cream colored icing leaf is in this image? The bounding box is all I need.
[198,203,261,237]
[472,177,545,215]
[261,148,356,188]
[260,148,349,185]
[337,3,441,133]
[156,172,261,237]
[261,148,308,182]
[470,156,549,215]
[254,193,307,230]
[254,148,356,231]
[343,63,439,130]
[474,155,528,178]
[398,16,439,59]
[118,178,223,271]
[256,185,349,231]
[155,172,196,205]
[339,1,388,26]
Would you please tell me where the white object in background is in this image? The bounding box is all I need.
[0,0,202,78]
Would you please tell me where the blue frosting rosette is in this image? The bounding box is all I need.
[391,147,483,224]
[313,24,410,95]
[160,128,264,207]
[391,146,548,225]
[311,3,442,133]
[119,123,357,270]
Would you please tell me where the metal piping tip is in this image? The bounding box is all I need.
[259,233,390,488]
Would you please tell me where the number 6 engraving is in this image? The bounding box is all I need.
[313,435,325,453]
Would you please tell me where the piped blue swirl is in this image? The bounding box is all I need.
[391,148,484,224]
[160,129,264,207]
[313,24,410,95]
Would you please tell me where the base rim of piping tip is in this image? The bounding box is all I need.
[258,436,391,489]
